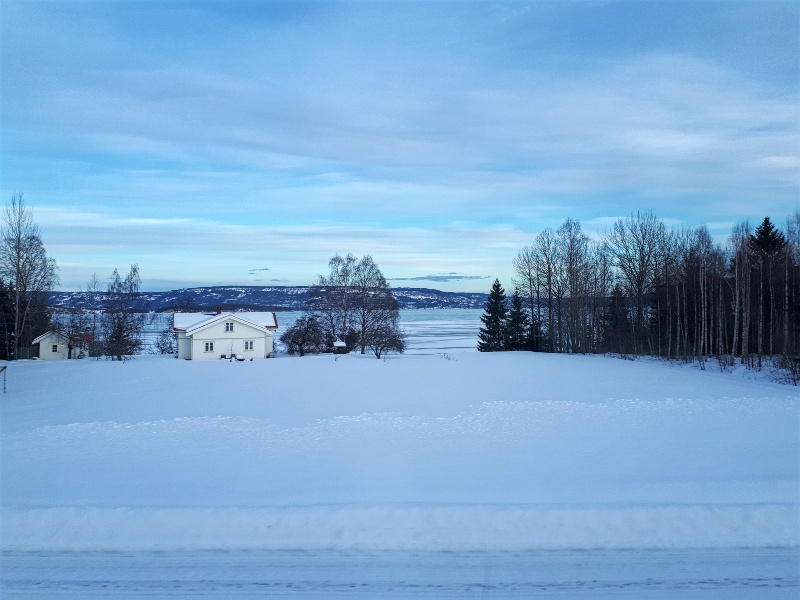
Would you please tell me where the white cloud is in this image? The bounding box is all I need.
[41,205,525,291]
[3,3,798,291]
[751,156,800,170]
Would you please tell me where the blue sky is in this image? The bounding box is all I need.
[1,0,798,292]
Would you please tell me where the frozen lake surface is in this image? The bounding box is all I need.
[255,309,484,355]
[143,309,484,355]
[4,548,797,599]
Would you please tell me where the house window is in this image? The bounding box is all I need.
[225,322,234,332]
[204,342,214,352]
[244,340,254,351]
[52,344,59,353]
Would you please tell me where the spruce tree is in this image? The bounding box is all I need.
[750,217,787,254]
[505,290,529,351]
[478,279,508,352]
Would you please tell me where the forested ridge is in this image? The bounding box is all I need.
[479,210,800,380]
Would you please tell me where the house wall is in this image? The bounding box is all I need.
[177,335,192,360]
[36,333,68,361]
[183,319,274,360]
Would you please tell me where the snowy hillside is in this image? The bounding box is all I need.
[1,352,797,553]
[46,285,488,311]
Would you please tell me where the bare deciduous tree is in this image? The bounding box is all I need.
[602,210,665,354]
[307,253,359,350]
[534,228,558,351]
[367,322,406,359]
[280,315,325,356]
[556,218,591,353]
[307,254,403,357]
[101,264,146,361]
[0,194,59,359]
[352,255,400,355]
[154,325,177,355]
[512,244,543,350]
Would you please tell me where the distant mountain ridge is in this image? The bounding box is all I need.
[47,286,487,312]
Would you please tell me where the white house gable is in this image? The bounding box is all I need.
[174,311,278,360]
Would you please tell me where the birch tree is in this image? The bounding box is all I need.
[101,264,146,360]
[0,194,59,359]
[307,253,402,355]
[601,210,665,354]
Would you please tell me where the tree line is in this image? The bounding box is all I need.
[479,210,800,376]
[5,192,797,371]
[0,194,148,360]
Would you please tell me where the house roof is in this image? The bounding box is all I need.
[32,331,69,345]
[173,311,279,334]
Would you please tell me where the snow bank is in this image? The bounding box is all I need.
[1,352,798,551]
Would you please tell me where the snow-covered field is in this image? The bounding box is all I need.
[1,348,798,598]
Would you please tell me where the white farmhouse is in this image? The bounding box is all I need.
[32,331,69,360]
[173,311,279,360]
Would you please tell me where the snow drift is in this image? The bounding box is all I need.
[1,352,798,551]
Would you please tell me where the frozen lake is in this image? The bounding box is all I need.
[144,308,484,355]
[3,548,797,599]
[273,309,484,354]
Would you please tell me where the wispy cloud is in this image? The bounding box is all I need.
[390,273,491,283]
[2,1,797,291]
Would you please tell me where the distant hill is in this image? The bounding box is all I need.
[47,286,487,312]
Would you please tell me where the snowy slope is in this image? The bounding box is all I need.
[46,286,488,311]
[1,353,798,551]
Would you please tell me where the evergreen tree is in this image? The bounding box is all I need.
[0,278,15,360]
[477,279,508,352]
[748,217,789,362]
[505,290,529,351]
[750,217,787,254]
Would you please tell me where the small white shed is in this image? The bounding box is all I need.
[32,331,69,360]
[173,311,279,360]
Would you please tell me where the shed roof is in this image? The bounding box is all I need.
[32,331,69,345]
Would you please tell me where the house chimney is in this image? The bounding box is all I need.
[216,306,222,315]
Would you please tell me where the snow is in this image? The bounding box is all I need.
[3,548,796,599]
[1,348,798,597]
[172,311,278,331]
[2,352,797,546]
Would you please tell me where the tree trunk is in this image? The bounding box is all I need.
[731,249,741,356]
[742,253,751,366]
[784,251,790,356]
[758,254,764,367]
